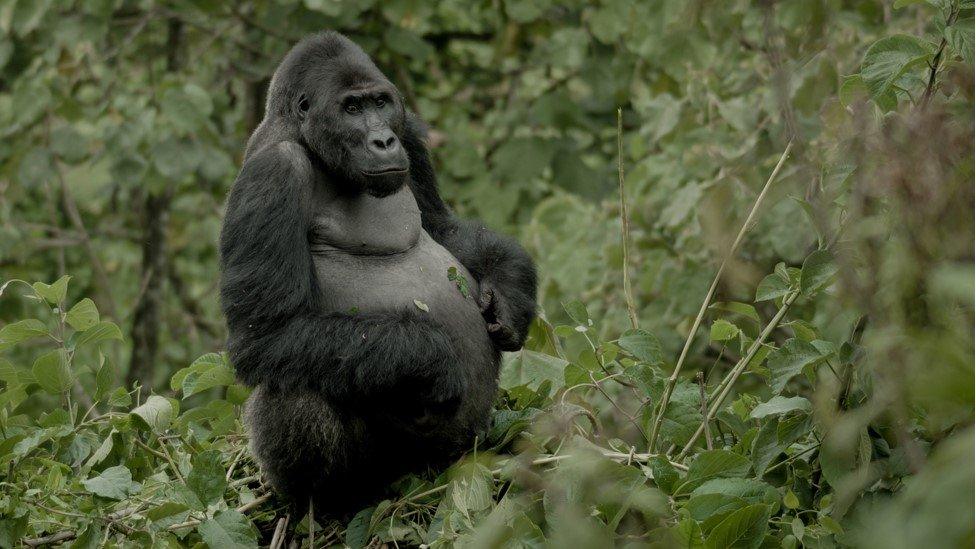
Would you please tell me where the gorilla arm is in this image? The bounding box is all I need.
[402,116,538,351]
[219,141,466,405]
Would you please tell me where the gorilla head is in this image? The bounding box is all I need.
[265,32,409,197]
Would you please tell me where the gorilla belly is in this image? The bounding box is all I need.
[307,184,493,367]
[311,231,483,322]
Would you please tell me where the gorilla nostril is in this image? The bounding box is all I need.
[384,135,397,148]
[371,138,387,150]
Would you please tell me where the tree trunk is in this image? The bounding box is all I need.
[125,18,182,389]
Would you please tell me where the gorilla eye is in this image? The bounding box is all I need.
[298,95,310,113]
[344,103,361,114]
[375,97,386,108]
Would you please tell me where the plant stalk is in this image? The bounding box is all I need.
[677,291,798,459]
[647,141,793,452]
[617,108,639,330]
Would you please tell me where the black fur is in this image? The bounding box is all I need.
[218,31,537,513]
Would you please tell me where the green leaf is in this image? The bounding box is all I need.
[65,298,99,331]
[130,395,174,433]
[0,319,49,346]
[709,302,760,323]
[691,478,779,510]
[710,319,740,342]
[94,356,115,401]
[197,510,257,548]
[186,450,227,507]
[783,490,800,509]
[413,299,430,312]
[562,299,589,326]
[749,396,812,419]
[839,74,869,107]
[767,339,827,394]
[74,321,123,348]
[499,349,568,390]
[945,17,975,66]
[704,504,769,549]
[32,275,70,304]
[10,0,52,37]
[754,272,791,302]
[800,250,836,295]
[648,455,679,494]
[32,349,73,394]
[676,450,752,495]
[860,34,931,108]
[345,506,375,549]
[107,387,132,408]
[750,418,781,475]
[673,515,705,548]
[171,353,235,398]
[684,493,749,522]
[617,329,665,366]
[81,465,140,500]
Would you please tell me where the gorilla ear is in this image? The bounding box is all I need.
[296,94,310,120]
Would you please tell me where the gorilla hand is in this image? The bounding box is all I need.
[479,286,522,352]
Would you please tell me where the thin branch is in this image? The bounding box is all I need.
[697,372,713,450]
[647,141,794,452]
[23,530,75,547]
[588,371,648,443]
[617,108,639,330]
[921,4,959,107]
[166,491,273,531]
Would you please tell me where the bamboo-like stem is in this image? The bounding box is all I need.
[676,291,798,460]
[646,140,793,452]
[617,108,639,330]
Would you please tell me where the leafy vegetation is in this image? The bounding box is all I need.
[0,0,972,547]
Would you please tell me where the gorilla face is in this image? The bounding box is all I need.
[297,66,409,198]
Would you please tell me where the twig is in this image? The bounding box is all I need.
[167,491,273,531]
[270,515,290,549]
[697,372,713,450]
[23,530,75,547]
[225,446,247,481]
[403,450,688,505]
[588,371,648,442]
[617,108,639,330]
[921,5,960,108]
[677,291,799,459]
[647,140,793,452]
[308,497,314,549]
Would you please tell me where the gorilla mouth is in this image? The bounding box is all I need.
[363,167,408,176]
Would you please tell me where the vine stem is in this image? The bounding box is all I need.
[646,141,794,452]
[617,108,639,330]
[676,291,799,460]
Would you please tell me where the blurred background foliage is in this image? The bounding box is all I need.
[0,0,973,547]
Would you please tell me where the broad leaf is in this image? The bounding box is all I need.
[197,510,257,548]
[65,298,99,331]
[130,395,174,433]
[617,329,665,366]
[704,504,769,549]
[82,465,140,500]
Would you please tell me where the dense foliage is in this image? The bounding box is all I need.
[0,0,973,547]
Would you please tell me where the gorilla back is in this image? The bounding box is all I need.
[219,31,537,513]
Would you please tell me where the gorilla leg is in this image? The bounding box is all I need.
[245,386,407,514]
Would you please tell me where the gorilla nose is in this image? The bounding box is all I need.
[367,130,400,156]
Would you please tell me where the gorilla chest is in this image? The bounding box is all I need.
[308,185,481,317]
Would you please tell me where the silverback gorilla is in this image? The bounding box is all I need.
[218,31,537,512]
